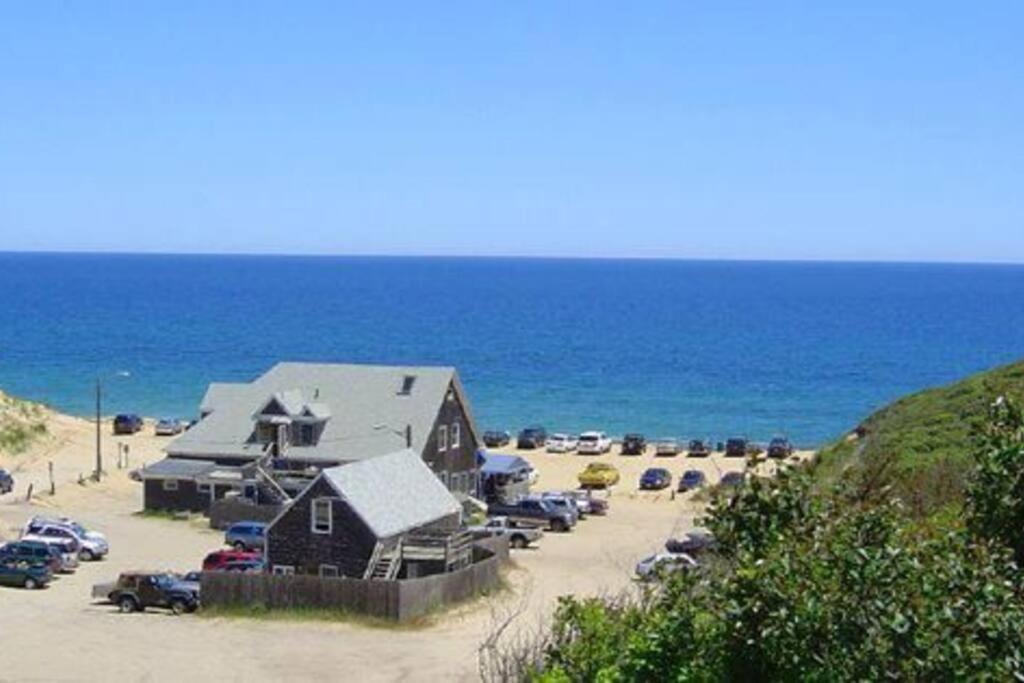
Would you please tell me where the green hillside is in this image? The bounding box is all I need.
[0,391,48,455]
[816,358,1024,514]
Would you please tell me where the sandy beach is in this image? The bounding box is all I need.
[0,409,811,682]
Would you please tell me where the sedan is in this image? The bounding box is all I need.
[639,467,672,490]
[154,418,185,436]
[546,434,578,453]
[635,552,697,580]
[483,431,511,448]
[655,439,681,457]
[677,469,706,492]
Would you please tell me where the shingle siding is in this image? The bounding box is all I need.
[143,479,209,513]
[423,381,480,494]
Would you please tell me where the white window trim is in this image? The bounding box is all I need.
[451,421,461,449]
[162,479,179,491]
[438,425,448,453]
[272,565,295,576]
[319,564,339,578]
[311,498,333,535]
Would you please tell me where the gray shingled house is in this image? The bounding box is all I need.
[156,362,481,503]
[265,449,470,579]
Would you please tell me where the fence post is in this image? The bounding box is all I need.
[26,483,33,502]
[48,461,55,495]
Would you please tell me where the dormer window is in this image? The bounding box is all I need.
[399,375,417,395]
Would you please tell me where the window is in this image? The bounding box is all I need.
[162,479,179,491]
[440,471,450,489]
[319,564,339,578]
[272,565,295,576]
[451,421,461,449]
[311,498,332,534]
[300,423,315,446]
[197,483,212,495]
[438,425,448,453]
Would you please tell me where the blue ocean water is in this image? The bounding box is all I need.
[1,253,1023,447]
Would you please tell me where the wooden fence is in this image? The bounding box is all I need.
[200,536,509,622]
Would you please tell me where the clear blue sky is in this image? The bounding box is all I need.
[1,2,1021,262]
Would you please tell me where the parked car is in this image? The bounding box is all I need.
[154,418,185,436]
[532,493,580,524]
[577,431,612,455]
[112,414,144,435]
[483,430,511,448]
[517,426,548,450]
[665,529,717,556]
[222,559,265,573]
[720,471,746,487]
[0,540,63,574]
[767,437,794,459]
[544,490,591,517]
[635,552,697,580]
[620,433,647,456]
[0,558,52,589]
[686,439,711,457]
[20,535,80,573]
[467,516,544,549]
[571,489,609,516]
[545,433,578,453]
[639,468,672,490]
[0,468,13,494]
[725,438,748,457]
[202,549,262,571]
[224,522,266,551]
[526,465,540,486]
[106,572,200,614]
[23,519,109,561]
[577,462,620,489]
[677,469,707,492]
[487,498,575,532]
[655,438,681,456]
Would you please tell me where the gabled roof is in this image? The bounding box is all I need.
[480,453,532,476]
[318,450,461,538]
[168,362,480,463]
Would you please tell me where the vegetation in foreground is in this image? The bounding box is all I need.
[816,358,1024,515]
[486,398,1024,681]
[0,391,48,455]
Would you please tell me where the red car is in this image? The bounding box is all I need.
[202,549,261,571]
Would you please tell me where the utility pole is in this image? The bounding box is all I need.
[94,378,102,481]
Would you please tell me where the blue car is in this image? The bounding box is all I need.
[639,468,672,490]
[677,470,707,492]
[224,522,266,552]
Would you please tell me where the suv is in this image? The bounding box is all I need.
[577,431,611,455]
[23,520,108,561]
[19,536,79,573]
[225,522,266,551]
[725,438,748,457]
[0,468,13,494]
[483,431,511,448]
[107,572,199,615]
[620,434,647,455]
[113,414,144,435]
[517,426,547,450]
[487,498,575,532]
[767,438,794,459]
[0,558,52,589]
[0,541,63,574]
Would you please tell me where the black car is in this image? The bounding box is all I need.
[665,530,717,556]
[767,437,794,459]
[724,438,748,457]
[108,572,199,614]
[620,433,647,455]
[113,414,144,435]
[483,430,511,448]
[677,469,706,492]
[639,468,672,490]
[0,468,13,495]
[686,439,710,457]
[517,426,548,449]
[720,471,746,487]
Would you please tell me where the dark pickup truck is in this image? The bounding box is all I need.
[487,498,575,532]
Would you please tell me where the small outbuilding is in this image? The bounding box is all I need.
[139,457,266,513]
[266,449,469,580]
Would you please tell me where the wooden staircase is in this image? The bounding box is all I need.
[364,540,403,581]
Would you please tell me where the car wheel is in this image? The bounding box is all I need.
[170,599,189,616]
[23,577,38,590]
[233,541,246,551]
[551,519,567,533]
[510,535,527,549]
[80,549,95,562]
[118,596,138,613]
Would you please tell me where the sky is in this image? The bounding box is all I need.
[0,2,1021,262]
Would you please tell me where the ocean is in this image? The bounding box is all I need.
[2,253,1023,447]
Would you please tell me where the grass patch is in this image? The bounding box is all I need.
[0,391,49,455]
[133,509,200,522]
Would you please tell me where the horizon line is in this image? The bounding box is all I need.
[0,248,1022,267]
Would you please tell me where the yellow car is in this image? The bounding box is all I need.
[577,462,620,489]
